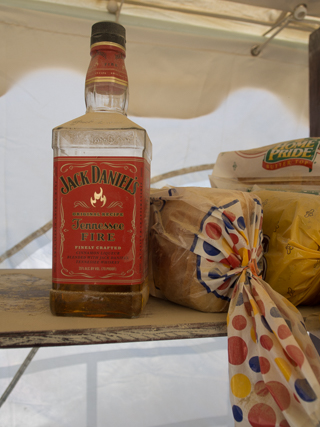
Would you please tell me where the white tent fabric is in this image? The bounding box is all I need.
[0,338,232,427]
[0,3,310,267]
[0,1,315,426]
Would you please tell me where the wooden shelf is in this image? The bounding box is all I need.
[0,269,228,348]
[0,269,319,349]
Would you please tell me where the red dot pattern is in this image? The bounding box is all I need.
[227,253,241,268]
[259,357,271,374]
[248,403,276,427]
[205,222,222,240]
[217,278,231,290]
[230,233,239,245]
[285,345,304,368]
[228,268,320,426]
[254,381,269,397]
[169,189,320,427]
[228,336,248,365]
[256,300,265,317]
[278,324,292,340]
[260,335,273,351]
[232,315,247,331]
[244,302,252,316]
[266,382,291,411]
[223,210,236,222]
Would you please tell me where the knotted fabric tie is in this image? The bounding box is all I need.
[150,188,320,427]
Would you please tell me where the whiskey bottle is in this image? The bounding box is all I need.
[50,21,152,318]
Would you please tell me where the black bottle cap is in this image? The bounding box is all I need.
[91,21,126,49]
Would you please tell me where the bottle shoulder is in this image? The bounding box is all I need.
[53,112,146,132]
[52,112,152,162]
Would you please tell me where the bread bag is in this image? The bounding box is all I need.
[210,138,320,193]
[150,187,320,426]
[149,187,263,312]
[253,188,320,306]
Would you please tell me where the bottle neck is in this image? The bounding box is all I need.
[85,42,128,115]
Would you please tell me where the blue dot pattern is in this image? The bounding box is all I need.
[232,405,243,422]
[295,379,317,402]
[237,216,246,230]
[249,356,261,373]
[203,241,221,257]
[150,187,320,426]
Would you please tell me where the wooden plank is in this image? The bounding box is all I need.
[309,27,320,137]
[0,269,227,348]
[0,269,319,349]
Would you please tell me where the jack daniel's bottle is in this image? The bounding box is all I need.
[50,21,152,318]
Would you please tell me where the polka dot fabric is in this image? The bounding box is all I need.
[229,277,320,426]
[150,187,320,427]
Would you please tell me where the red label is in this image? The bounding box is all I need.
[86,45,128,89]
[262,158,314,170]
[52,157,150,285]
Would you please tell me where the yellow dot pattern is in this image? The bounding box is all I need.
[250,327,257,343]
[230,373,251,398]
[250,299,259,316]
[222,237,233,255]
[275,357,292,382]
[239,248,249,266]
[253,228,259,249]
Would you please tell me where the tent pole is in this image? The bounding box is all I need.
[0,347,39,408]
[309,26,320,137]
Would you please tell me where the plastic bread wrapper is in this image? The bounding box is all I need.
[149,187,320,427]
[209,138,320,194]
[252,187,320,307]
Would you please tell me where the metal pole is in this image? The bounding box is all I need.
[0,347,39,408]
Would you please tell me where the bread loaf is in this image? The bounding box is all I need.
[149,187,263,312]
[253,188,320,306]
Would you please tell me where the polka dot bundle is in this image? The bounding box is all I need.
[150,187,320,426]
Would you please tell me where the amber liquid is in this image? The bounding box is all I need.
[51,39,152,319]
[50,278,149,318]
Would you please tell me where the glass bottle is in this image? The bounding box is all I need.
[50,21,152,318]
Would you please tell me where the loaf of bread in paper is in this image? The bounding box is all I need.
[149,187,263,313]
[253,188,320,306]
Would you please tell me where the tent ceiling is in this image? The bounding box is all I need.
[228,0,320,17]
[3,0,320,43]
